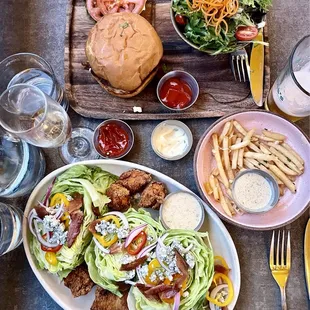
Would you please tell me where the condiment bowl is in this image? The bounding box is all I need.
[156,70,199,111]
[159,191,205,231]
[151,120,193,161]
[93,119,134,159]
[232,169,280,214]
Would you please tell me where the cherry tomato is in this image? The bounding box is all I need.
[126,231,147,255]
[235,26,258,41]
[175,14,187,26]
[40,233,63,252]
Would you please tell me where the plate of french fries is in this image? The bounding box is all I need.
[194,110,310,230]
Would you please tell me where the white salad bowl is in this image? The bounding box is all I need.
[23,159,240,310]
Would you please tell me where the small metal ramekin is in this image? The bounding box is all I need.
[156,70,199,111]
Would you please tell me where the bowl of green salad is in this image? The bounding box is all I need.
[170,0,272,55]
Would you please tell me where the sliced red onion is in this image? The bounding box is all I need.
[125,224,147,248]
[43,177,56,206]
[33,219,59,248]
[28,209,40,236]
[137,242,157,259]
[209,284,229,310]
[155,234,170,273]
[136,267,147,285]
[54,203,64,219]
[93,237,110,254]
[173,292,181,310]
[104,211,129,228]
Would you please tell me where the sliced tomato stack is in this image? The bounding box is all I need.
[86,0,147,21]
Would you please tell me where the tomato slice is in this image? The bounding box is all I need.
[86,0,104,21]
[40,233,63,252]
[235,26,258,41]
[175,14,187,26]
[126,231,147,255]
[97,0,146,15]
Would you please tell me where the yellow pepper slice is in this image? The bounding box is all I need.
[93,215,121,248]
[206,273,234,307]
[145,258,161,285]
[60,212,70,230]
[50,193,69,208]
[45,252,58,266]
[214,255,229,269]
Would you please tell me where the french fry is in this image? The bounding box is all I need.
[288,175,297,182]
[219,121,232,144]
[248,142,262,153]
[259,143,271,155]
[230,129,254,151]
[227,121,234,136]
[279,184,285,196]
[253,134,279,142]
[218,184,232,217]
[244,152,275,161]
[224,196,236,216]
[223,136,234,182]
[209,175,219,201]
[204,182,213,195]
[211,168,219,176]
[233,120,247,135]
[282,142,305,165]
[268,146,301,174]
[212,134,230,189]
[267,142,304,170]
[231,137,241,169]
[263,129,286,141]
[237,147,244,168]
[269,165,296,193]
[273,158,298,176]
[231,135,237,145]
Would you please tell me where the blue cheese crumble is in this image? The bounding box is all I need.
[95,220,129,239]
[42,215,67,245]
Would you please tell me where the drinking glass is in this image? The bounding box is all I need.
[265,35,310,121]
[0,203,23,256]
[0,53,68,111]
[0,84,72,148]
[0,127,45,198]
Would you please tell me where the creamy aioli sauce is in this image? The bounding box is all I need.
[152,124,189,158]
[161,192,203,230]
[233,172,272,211]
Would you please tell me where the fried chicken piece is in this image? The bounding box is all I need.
[139,182,167,210]
[106,183,131,211]
[118,169,152,194]
[63,264,94,297]
[91,287,129,310]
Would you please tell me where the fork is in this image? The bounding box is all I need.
[269,230,291,310]
[229,48,250,82]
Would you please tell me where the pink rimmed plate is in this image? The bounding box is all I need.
[194,110,310,230]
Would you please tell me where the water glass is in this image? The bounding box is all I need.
[0,203,23,256]
[0,127,45,198]
[265,35,310,121]
[0,53,68,111]
[0,84,72,148]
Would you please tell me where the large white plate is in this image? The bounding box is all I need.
[23,160,240,310]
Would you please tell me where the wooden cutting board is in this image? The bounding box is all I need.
[64,0,270,120]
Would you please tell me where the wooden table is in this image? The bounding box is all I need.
[0,0,309,309]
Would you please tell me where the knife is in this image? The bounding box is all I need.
[305,217,310,299]
[249,29,264,107]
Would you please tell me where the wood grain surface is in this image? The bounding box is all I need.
[64,0,270,120]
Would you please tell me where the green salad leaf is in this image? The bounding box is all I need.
[30,165,117,279]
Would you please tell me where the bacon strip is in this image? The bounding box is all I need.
[88,219,101,234]
[120,256,147,271]
[34,206,49,219]
[68,193,83,214]
[175,250,189,289]
[67,210,84,248]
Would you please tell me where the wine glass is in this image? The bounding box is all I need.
[0,84,99,163]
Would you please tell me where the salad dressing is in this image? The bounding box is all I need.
[161,192,203,230]
[233,172,272,211]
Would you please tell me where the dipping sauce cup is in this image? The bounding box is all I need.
[93,119,134,159]
[157,71,199,111]
[232,169,280,214]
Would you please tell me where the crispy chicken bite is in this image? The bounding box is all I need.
[118,169,152,194]
[139,182,167,210]
[63,264,94,297]
[106,182,131,211]
[91,287,129,310]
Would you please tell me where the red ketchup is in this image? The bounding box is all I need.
[159,78,192,109]
[97,123,129,157]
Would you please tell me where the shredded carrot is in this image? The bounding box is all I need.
[186,0,239,35]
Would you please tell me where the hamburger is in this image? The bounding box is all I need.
[86,12,163,98]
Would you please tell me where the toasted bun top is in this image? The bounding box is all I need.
[86,12,163,92]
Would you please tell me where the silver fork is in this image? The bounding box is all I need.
[230,48,250,82]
